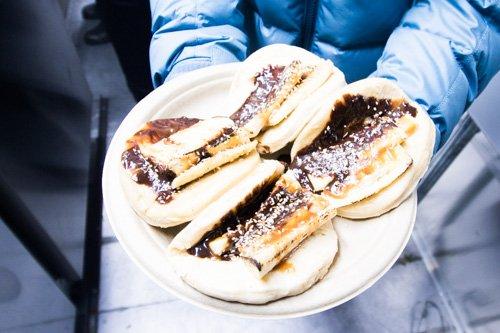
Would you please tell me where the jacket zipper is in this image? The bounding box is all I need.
[302,0,319,50]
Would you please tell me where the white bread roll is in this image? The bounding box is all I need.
[227,44,345,152]
[168,160,338,304]
[291,78,434,217]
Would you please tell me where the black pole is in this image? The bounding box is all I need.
[75,96,108,333]
[0,173,81,304]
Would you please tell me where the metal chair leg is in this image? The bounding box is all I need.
[418,112,480,202]
[411,112,481,333]
[75,96,108,333]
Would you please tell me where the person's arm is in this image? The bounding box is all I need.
[372,0,500,149]
[149,0,248,87]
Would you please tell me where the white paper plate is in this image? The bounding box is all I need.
[102,63,417,319]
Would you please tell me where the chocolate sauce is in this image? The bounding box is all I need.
[187,180,309,260]
[187,180,276,259]
[188,127,236,162]
[186,239,212,258]
[290,94,416,193]
[126,117,199,148]
[121,117,199,203]
[208,127,235,146]
[230,65,286,126]
[277,154,291,165]
[121,146,177,203]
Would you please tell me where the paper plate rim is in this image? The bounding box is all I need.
[102,63,416,319]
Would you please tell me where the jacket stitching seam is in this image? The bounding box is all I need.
[194,0,200,60]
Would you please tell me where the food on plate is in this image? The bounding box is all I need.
[290,78,435,218]
[227,44,346,153]
[168,160,337,303]
[116,56,434,306]
[120,117,259,227]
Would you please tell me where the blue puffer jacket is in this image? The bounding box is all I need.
[149,0,500,148]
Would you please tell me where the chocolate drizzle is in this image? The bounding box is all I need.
[126,117,200,148]
[229,186,309,250]
[230,64,286,126]
[122,147,177,203]
[187,180,275,259]
[121,117,200,203]
[187,179,309,260]
[189,127,236,162]
[290,94,416,193]
[208,127,235,146]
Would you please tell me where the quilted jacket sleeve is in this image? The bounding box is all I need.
[372,0,500,149]
[149,0,248,87]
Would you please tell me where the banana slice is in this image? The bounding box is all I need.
[135,117,256,188]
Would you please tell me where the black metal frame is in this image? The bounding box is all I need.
[417,112,479,202]
[412,112,482,332]
[0,97,108,333]
[74,97,108,332]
